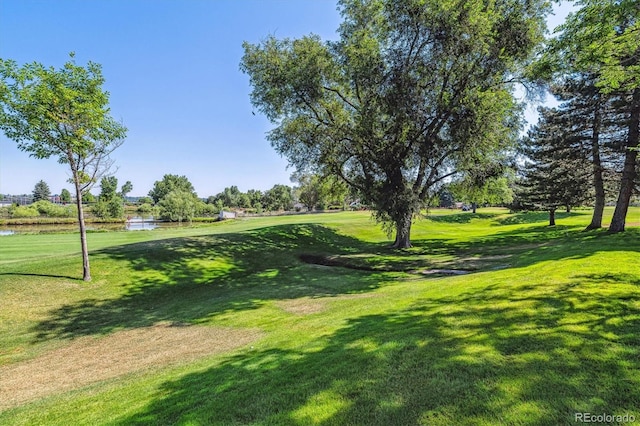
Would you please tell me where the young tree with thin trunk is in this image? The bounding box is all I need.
[0,54,127,281]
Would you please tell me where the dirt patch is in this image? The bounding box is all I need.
[299,253,381,271]
[276,298,328,315]
[277,293,379,315]
[0,323,262,410]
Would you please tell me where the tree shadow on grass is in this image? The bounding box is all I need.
[115,273,640,425]
[492,210,590,226]
[424,212,500,224]
[32,224,385,341]
[302,222,602,273]
[0,272,81,281]
[32,222,640,343]
[416,225,638,263]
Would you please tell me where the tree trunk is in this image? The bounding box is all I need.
[74,179,91,282]
[609,89,640,233]
[587,101,605,230]
[566,205,571,213]
[471,202,477,214]
[392,211,412,248]
[549,208,556,226]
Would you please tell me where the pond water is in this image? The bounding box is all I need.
[125,216,159,231]
[0,216,168,235]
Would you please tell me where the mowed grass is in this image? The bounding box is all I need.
[0,207,639,425]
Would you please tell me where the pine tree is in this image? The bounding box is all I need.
[32,180,51,202]
[551,76,626,229]
[519,108,592,226]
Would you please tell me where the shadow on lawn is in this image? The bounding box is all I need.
[116,273,640,425]
[32,224,385,341]
[424,212,500,224]
[491,210,589,226]
[390,225,639,272]
[32,223,640,342]
[0,272,81,281]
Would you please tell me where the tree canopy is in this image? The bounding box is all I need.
[60,188,72,203]
[94,176,127,219]
[158,190,200,224]
[241,0,550,247]
[149,174,197,204]
[291,172,349,210]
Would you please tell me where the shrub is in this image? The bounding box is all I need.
[31,200,76,217]
[93,197,124,219]
[199,202,218,216]
[137,203,153,214]
[10,205,39,218]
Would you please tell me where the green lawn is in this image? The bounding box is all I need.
[0,208,639,425]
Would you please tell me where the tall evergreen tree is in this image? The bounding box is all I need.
[551,76,626,229]
[543,0,639,232]
[519,107,592,225]
[32,180,51,202]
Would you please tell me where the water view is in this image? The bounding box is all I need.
[0,216,166,235]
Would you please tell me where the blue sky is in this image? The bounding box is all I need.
[0,0,573,197]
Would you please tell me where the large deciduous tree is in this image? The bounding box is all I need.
[262,184,294,212]
[0,54,127,281]
[241,0,549,247]
[148,174,196,204]
[292,172,349,211]
[158,190,200,224]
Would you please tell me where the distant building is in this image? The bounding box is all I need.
[219,210,236,220]
[1,195,32,206]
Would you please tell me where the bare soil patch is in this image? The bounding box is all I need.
[277,293,379,315]
[0,323,262,410]
[276,298,328,315]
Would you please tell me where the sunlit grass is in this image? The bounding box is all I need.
[0,207,639,425]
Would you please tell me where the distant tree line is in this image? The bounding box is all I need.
[149,173,354,224]
[3,171,357,224]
